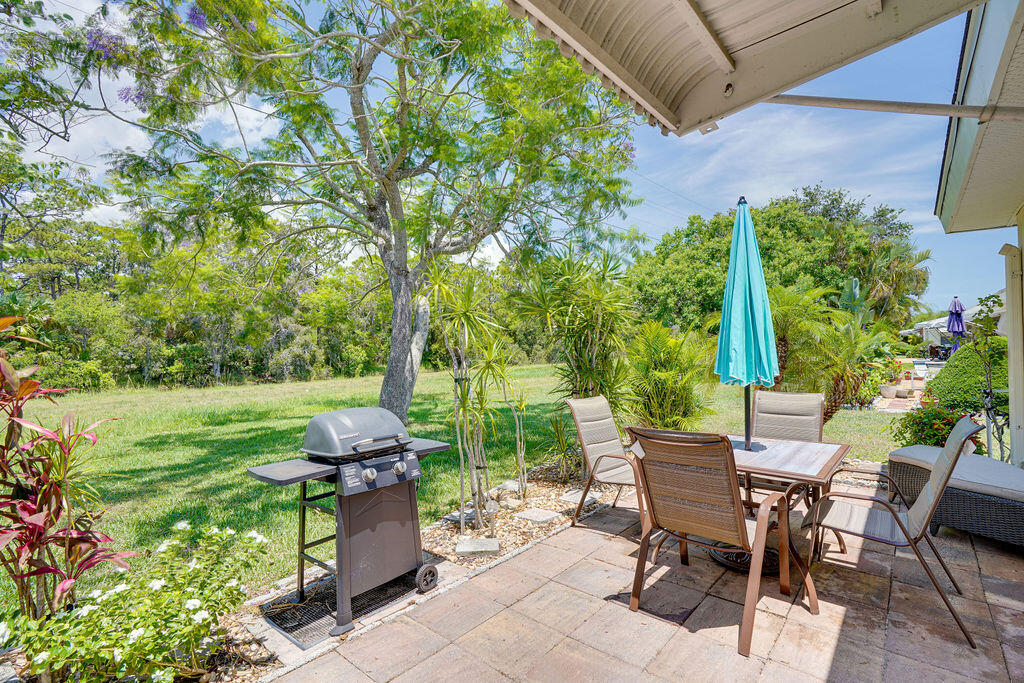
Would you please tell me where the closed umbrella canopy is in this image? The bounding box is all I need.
[947,296,966,351]
[715,197,779,448]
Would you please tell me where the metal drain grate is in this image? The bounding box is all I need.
[261,571,420,649]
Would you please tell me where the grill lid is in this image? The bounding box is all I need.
[301,407,410,460]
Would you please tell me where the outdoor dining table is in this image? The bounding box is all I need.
[720,435,852,593]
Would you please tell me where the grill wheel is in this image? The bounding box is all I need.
[415,564,438,593]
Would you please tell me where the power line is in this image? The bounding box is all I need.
[630,170,717,213]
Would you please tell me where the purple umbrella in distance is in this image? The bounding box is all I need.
[947,296,966,352]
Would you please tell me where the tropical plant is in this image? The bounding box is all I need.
[516,251,634,408]
[8,523,269,682]
[859,241,931,326]
[0,317,128,620]
[544,411,581,482]
[767,284,834,386]
[818,313,891,422]
[625,321,714,429]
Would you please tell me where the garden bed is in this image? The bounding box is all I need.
[421,463,624,569]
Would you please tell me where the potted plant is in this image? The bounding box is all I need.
[880,384,898,399]
[920,388,939,408]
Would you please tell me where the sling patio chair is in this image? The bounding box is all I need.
[624,427,819,657]
[565,396,640,526]
[806,415,985,648]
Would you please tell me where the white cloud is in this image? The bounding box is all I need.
[200,97,281,149]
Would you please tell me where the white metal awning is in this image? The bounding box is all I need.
[505,0,984,136]
[936,0,1024,233]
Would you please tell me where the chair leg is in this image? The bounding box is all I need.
[831,529,847,554]
[651,531,669,565]
[629,532,651,612]
[611,484,623,508]
[571,471,595,527]
[789,534,818,614]
[906,537,976,648]
[920,531,964,596]
[678,533,688,566]
[778,515,791,596]
[739,527,768,657]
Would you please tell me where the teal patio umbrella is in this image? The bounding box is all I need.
[714,196,779,450]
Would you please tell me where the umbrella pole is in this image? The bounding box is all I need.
[744,385,752,450]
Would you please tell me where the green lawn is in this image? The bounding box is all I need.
[14,364,898,601]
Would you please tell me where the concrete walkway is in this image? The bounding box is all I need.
[279,487,1024,682]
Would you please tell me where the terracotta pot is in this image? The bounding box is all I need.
[880,385,898,399]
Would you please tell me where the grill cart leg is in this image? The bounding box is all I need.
[330,482,354,636]
[297,482,307,602]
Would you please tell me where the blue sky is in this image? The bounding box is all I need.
[618,13,1017,313]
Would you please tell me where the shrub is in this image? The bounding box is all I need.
[889,406,980,450]
[36,359,115,391]
[164,344,214,386]
[626,321,713,429]
[545,411,581,482]
[854,367,885,407]
[8,523,269,682]
[269,331,324,381]
[326,338,370,377]
[928,339,1008,413]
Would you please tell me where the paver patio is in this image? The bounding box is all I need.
[278,485,1024,682]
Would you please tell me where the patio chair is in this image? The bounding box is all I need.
[806,416,984,648]
[625,427,818,657]
[565,396,640,526]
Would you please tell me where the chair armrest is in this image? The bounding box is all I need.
[827,467,913,507]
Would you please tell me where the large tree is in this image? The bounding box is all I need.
[83,0,635,420]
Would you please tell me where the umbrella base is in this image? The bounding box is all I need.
[707,541,779,576]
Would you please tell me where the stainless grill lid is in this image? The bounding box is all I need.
[301,407,409,459]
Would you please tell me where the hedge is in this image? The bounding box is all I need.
[928,339,1008,413]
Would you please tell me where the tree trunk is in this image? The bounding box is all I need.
[379,271,430,423]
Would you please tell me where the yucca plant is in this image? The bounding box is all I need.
[626,321,714,430]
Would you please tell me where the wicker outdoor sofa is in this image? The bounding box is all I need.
[888,445,1024,548]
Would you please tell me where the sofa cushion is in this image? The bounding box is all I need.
[890,446,1024,503]
[889,445,942,469]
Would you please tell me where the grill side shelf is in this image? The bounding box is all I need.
[247,459,337,486]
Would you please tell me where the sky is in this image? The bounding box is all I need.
[617,12,1017,313]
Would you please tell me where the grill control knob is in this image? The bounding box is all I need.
[361,468,377,484]
[392,461,408,476]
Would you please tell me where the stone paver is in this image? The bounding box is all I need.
[509,580,604,633]
[570,600,678,666]
[454,609,563,677]
[455,537,500,556]
[293,484,1024,682]
[560,489,598,506]
[407,584,504,640]
[522,637,656,682]
[392,644,508,682]
[339,616,448,682]
[514,507,563,525]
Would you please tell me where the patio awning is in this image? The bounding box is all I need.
[936,0,1024,233]
[505,0,984,136]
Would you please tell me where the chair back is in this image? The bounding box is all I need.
[566,396,628,480]
[905,416,984,538]
[752,391,825,442]
[627,426,750,550]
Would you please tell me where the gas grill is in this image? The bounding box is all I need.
[247,407,449,637]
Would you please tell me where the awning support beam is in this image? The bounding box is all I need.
[673,0,734,74]
[768,94,1024,121]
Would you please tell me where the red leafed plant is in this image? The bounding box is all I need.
[0,316,131,618]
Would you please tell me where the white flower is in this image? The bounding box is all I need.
[77,604,98,617]
[185,598,202,610]
[113,566,128,573]
[153,668,172,682]
[111,583,129,594]
[187,558,199,571]
[156,539,179,553]
[0,622,9,644]
[88,589,103,599]
[32,651,49,664]
[224,527,236,535]
[226,579,239,588]
[128,628,145,644]
[112,648,121,663]
[209,526,220,534]
[148,579,166,591]
[191,610,210,623]
[245,530,268,544]
[174,520,191,531]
